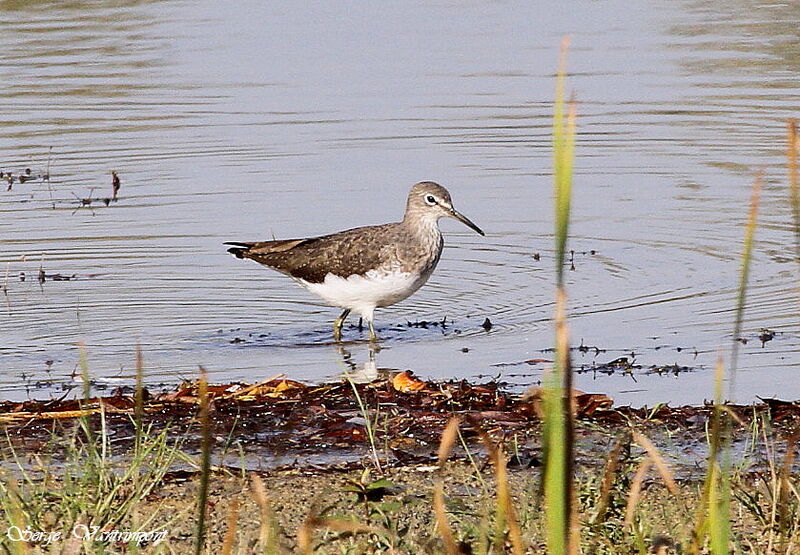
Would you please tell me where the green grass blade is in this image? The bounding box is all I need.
[543,36,577,555]
[553,36,575,288]
[701,175,762,554]
[707,356,730,555]
[730,175,761,397]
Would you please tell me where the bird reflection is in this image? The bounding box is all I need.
[334,342,392,383]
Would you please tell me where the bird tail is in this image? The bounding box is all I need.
[224,242,254,259]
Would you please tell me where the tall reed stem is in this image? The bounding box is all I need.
[543,36,577,555]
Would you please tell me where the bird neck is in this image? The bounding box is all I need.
[402,210,441,242]
[397,212,443,270]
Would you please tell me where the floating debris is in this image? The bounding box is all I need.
[543,339,605,355]
[577,338,604,355]
[405,316,448,329]
[1,264,9,312]
[111,170,121,200]
[577,356,641,375]
[2,158,53,192]
[29,265,94,284]
[71,188,99,215]
[605,356,633,368]
[759,328,776,347]
[565,248,598,271]
[45,273,77,282]
[645,364,693,376]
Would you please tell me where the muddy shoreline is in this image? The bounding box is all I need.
[2,375,799,474]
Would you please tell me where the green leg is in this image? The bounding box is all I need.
[333,309,351,342]
[367,319,378,342]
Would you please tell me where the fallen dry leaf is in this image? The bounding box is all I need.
[392,370,427,393]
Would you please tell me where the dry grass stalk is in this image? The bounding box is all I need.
[593,435,628,524]
[477,429,524,555]
[777,433,798,541]
[720,405,745,427]
[434,482,460,555]
[296,510,314,555]
[624,456,652,527]
[135,344,144,428]
[632,430,679,496]
[297,510,375,555]
[788,119,799,260]
[434,418,462,555]
[0,408,101,423]
[761,421,781,555]
[251,473,278,554]
[438,417,461,466]
[193,368,212,555]
[220,497,239,555]
[313,518,375,536]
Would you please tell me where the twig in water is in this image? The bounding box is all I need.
[112,170,121,201]
[46,147,55,209]
[2,262,10,315]
[71,188,98,216]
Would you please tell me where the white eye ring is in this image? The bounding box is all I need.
[425,195,437,205]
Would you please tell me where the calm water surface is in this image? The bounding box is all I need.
[1,0,798,405]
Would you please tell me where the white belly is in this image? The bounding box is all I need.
[298,268,431,317]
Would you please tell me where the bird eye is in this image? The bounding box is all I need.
[425,195,437,205]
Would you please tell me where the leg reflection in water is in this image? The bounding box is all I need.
[335,341,394,383]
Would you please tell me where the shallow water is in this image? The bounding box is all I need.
[1,0,798,406]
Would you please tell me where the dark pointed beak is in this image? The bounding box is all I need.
[450,208,485,236]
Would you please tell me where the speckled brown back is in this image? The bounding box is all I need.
[226,221,441,283]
